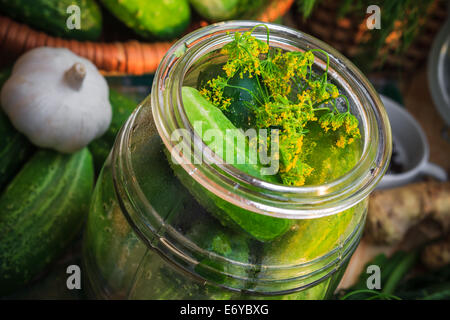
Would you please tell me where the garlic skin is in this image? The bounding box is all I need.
[1,47,112,153]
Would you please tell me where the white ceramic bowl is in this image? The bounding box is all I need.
[377,95,447,189]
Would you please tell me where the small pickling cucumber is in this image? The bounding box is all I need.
[189,0,269,22]
[249,204,363,299]
[186,220,249,287]
[0,68,34,191]
[100,0,190,40]
[262,206,359,266]
[197,63,226,90]
[182,86,277,181]
[0,148,94,296]
[0,0,102,40]
[86,134,199,297]
[222,73,265,129]
[89,89,137,173]
[197,65,264,129]
[175,86,291,242]
[303,118,362,185]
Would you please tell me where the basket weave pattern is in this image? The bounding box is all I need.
[295,0,448,73]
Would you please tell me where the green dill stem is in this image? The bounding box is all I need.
[250,23,270,45]
[223,83,264,106]
[311,94,349,114]
[330,100,338,113]
[366,292,401,301]
[240,44,257,61]
[309,49,330,81]
[312,99,331,109]
[338,94,351,113]
[421,287,450,300]
[254,75,270,104]
[382,251,418,295]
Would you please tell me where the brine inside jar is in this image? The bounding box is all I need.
[85,30,368,300]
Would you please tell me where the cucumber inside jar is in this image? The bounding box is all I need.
[84,24,382,300]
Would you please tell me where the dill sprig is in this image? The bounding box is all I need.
[198,25,361,186]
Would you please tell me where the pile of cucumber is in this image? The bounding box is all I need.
[339,251,450,300]
[0,0,270,41]
[0,69,137,296]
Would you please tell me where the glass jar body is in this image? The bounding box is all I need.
[82,106,367,300]
[82,21,390,300]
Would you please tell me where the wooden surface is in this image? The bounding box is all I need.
[402,68,450,172]
[0,0,294,76]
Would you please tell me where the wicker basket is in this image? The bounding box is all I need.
[294,0,448,75]
[0,0,294,75]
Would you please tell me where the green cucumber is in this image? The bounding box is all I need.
[262,206,359,266]
[190,0,269,22]
[86,161,147,298]
[0,67,11,85]
[0,0,102,40]
[86,135,196,297]
[0,148,94,296]
[176,86,291,242]
[222,73,265,129]
[131,219,250,299]
[247,205,362,299]
[100,0,190,40]
[122,214,248,299]
[89,89,137,172]
[197,64,264,129]
[303,119,362,185]
[0,68,34,191]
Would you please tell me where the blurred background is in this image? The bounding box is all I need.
[0,0,449,300]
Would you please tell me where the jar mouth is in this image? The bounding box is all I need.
[109,21,390,295]
[152,21,392,219]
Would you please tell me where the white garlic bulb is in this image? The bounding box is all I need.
[1,47,112,153]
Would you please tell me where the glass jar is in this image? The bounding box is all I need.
[82,21,391,300]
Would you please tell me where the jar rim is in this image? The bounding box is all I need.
[111,21,386,294]
[151,21,392,219]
